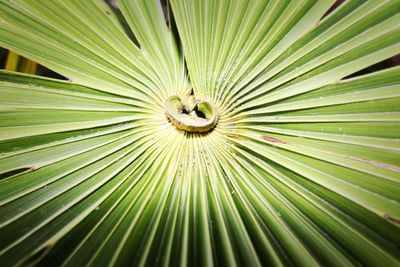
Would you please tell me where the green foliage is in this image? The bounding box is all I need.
[0,0,399,266]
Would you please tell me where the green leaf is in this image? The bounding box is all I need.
[0,1,399,266]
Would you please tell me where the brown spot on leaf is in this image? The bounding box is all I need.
[384,214,400,225]
[18,243,53,266]
[356,159,400,172]
[261,135,287,144]
[319,150,400,172]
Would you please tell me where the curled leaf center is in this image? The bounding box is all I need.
[165,89,218,133]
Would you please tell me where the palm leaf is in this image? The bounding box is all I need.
[0,0,399,266]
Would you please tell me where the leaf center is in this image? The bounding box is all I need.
[165,89,218,133]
